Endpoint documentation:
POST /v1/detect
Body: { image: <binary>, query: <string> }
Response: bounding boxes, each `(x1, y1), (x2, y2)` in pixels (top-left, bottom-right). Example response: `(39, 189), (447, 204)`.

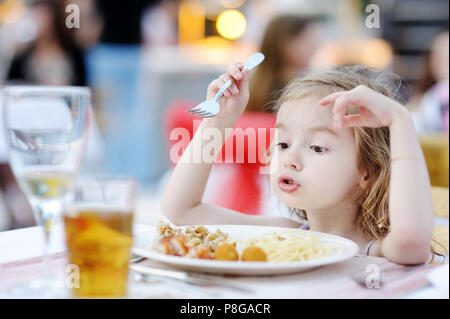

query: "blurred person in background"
(1, 0), (104, 230)
(246, 14), (321, 113)
(71, 0), (103, 51)
(411, 29), (449, 133)
(142, 0), (180, 48)
(87, 0), (160, 188)
(7, 0), (86, 86)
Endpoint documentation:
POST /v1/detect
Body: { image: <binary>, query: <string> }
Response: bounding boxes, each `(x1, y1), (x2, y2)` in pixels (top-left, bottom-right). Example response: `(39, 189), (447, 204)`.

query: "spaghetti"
(238, 230), (334, 262)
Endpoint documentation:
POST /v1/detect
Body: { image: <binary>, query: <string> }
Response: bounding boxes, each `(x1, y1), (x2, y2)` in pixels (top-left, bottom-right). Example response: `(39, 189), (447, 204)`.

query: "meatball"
(215, 243), (239, 261)
(241, 246), (267, 262)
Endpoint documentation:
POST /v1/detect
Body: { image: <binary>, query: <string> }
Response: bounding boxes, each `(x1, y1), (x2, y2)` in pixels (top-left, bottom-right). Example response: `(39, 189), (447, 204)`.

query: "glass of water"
(2, 86), (91, 297)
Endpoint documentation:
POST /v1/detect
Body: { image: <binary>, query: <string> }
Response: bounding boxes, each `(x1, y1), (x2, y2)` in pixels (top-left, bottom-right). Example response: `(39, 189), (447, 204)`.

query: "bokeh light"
(216, 9), (246, 40)
(361, 38), (393, 69)
(0, 0), (26, 24)
(178, 0), (205, 44)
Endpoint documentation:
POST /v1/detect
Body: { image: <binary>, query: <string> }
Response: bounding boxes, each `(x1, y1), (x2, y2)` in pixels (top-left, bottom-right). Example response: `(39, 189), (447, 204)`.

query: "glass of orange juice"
(63, 177), (137, 298)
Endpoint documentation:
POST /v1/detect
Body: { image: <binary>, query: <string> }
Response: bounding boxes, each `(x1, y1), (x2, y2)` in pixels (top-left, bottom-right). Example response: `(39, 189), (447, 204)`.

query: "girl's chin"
(273, 185), (319, 211)
(278, 196), (317, 213)
(278, 197), (306, 211)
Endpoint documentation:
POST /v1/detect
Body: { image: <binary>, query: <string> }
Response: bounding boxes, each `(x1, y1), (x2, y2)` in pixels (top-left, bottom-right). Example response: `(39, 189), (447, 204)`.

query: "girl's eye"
(310, 145), (328, 154)
(277, 143), (289, 150)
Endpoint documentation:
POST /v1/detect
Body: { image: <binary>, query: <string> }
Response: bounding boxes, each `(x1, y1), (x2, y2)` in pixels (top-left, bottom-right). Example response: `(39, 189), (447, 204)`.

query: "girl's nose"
(285, 162), (301, 170)
(284, 155), (302, 171)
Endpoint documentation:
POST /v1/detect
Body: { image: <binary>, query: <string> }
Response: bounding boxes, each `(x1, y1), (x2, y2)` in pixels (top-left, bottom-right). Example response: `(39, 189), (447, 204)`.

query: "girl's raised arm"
(160, 63), (300, 228)
(382, 106), (434, 264)
(320, 85), (434, 264)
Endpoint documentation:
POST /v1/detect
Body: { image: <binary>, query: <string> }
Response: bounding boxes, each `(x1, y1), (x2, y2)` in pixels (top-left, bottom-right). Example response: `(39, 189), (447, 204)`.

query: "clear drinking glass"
(2, 86), (91, 297)
(64, 177), (136, 298)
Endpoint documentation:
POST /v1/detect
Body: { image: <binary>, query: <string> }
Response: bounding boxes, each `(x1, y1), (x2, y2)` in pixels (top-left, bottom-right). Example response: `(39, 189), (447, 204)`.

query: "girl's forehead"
(275, 97), (356, 141)
(276, 97), (334, 128)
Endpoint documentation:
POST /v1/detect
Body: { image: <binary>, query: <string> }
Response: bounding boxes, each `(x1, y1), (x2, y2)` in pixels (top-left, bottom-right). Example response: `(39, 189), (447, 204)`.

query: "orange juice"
(64, 208), (133, 298)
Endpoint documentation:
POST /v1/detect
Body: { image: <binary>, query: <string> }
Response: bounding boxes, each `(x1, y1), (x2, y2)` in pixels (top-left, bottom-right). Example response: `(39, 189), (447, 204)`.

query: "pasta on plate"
(152, 221), (335, 263)
(239, 230), (335, 262)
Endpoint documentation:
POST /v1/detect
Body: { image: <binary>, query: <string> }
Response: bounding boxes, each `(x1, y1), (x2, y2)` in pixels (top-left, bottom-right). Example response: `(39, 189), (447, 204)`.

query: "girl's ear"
(359, 171), (370, 189)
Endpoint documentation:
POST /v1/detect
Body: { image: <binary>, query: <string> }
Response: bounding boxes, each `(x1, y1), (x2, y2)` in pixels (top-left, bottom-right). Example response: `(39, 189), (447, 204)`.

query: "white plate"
(132, 225), (359, 275)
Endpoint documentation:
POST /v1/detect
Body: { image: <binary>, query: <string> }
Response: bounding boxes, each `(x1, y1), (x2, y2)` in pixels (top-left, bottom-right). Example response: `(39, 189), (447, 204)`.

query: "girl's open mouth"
(277, 175), (300, 193)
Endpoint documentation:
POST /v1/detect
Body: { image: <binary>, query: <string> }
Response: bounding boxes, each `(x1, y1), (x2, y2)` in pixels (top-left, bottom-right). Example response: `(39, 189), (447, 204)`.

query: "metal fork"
(187, 52), (265, 118)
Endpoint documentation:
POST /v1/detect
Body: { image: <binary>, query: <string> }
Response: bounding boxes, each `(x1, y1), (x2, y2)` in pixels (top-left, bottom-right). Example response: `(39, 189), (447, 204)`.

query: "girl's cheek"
(268, 152), (284, 172)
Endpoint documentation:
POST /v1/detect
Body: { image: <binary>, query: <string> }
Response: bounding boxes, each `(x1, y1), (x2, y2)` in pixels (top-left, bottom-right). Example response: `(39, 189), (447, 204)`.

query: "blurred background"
(0, 0), (448, 243)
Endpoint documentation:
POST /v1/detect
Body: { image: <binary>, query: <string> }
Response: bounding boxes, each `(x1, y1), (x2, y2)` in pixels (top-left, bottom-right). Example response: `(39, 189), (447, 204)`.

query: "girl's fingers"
(339, 114), (362, 128)
(211, 63), (249, 99)
(227, 63), (248, 94)
(208, 78), (223, 94)
(332, 95), (350, 126)
(230, 83), (239, 95)
(209, 76), (231, 98)
(219, 74), (233, 96)
(331, 91), (368, 126)
(319, 91), (346, 106)
(227, 64), (243, 81)
(237, 68), (250, 93)
(219, 73), (230, 83)
(221, 73), (241, 96)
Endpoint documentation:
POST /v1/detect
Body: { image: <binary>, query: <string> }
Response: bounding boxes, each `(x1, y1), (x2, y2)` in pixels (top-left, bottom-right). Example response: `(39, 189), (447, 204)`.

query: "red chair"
(164, 100), (276, 215)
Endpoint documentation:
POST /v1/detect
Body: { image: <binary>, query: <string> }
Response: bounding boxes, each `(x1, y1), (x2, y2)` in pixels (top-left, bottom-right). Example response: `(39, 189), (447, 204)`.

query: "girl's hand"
(319, 85), (408, 128)
(206, 63), (250, 125)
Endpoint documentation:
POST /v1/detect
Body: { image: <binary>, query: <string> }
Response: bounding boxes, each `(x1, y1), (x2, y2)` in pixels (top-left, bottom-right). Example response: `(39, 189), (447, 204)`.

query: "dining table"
(0, 194), (447, 299)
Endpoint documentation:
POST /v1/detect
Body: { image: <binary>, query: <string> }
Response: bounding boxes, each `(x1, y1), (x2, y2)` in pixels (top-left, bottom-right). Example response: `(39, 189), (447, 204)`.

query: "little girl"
(161, 63), (436, 265)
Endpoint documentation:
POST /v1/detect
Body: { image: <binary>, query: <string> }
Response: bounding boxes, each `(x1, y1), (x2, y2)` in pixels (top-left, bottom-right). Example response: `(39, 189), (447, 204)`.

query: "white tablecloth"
(0, 222), (447, 299)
